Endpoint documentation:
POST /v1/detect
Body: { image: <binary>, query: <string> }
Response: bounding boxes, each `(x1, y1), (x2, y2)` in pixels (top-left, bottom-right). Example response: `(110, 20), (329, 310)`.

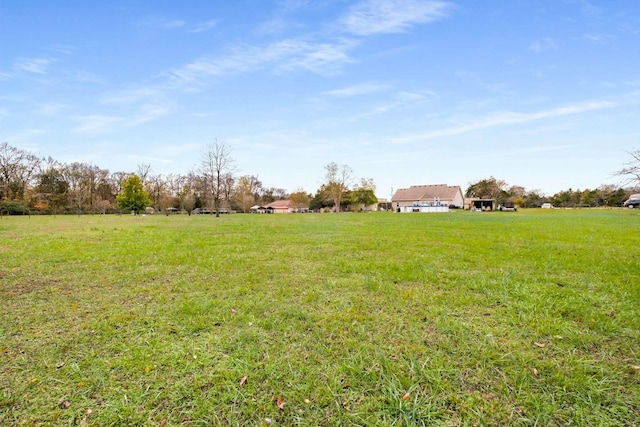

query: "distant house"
(264, 199), (294, 214)
(391, 184), (464, 212)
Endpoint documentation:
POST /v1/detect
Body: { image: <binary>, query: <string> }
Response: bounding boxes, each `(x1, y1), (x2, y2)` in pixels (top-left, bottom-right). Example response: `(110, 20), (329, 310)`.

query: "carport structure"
(469, 199), (496, 211)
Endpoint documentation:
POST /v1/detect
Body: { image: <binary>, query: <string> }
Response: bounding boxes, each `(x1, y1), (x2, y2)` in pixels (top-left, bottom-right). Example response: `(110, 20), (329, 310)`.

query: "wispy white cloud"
(101, 87), (162, 105)
(140, 17), (186, 29)
(47, 44), (74, 55)
(256, 0), (321, 35)
(256, 17), (291, 36)
(130, 104), (170, 125)
(348, 91), (432, 121)
(192, 112), (216, 118)
(325, 82), (389, 96)
(578, 33), (612, 43)
(73, 70), (105, 84)
(166, 38), (358, 85)
(155, 142), (203, 157)
(392, 100), (617, 143)
(532, 64), (557, 79)
(578, 0), (602, 17)
(2, 128), (47, 144)
(530, 37), (558, 53)
(14, 57), (55, 74)
(34, 103), (68, 116)
(396, 90), (433, 102)
(73, 101), (171, 135)
(340, 0), (452, 35)
(618, 23), (640, 36)
(121, 154), (175, 164)
(276, 0), (315, 12)
(187, 20), (218, 33)
(73, 115), (123, 135)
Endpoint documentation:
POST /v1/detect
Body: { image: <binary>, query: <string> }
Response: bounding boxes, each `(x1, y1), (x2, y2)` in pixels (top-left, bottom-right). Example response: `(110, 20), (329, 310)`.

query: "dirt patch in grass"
(1, 272), (64, 296)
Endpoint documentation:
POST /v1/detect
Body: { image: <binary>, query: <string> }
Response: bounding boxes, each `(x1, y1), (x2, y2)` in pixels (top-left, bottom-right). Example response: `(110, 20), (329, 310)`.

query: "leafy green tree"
(322, 162), (352, 213)
(0, 200), (29, 215)
(465, 176), (509, 204)
(289, 189), (311, 212)
(520, 190), (546, 208)
(551, 188), (583, 208)
(310, 185), (332, 211)
(580, 189), (598, 207)
(350, 178), (378, 211)
(598, 185), (628, 207)
(235, 175), (262, 212)
(116, 175), (150, 214)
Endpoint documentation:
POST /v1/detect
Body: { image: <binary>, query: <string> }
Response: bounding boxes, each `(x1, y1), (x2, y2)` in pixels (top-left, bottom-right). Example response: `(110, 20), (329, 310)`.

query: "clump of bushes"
(0, 201), (30, 215)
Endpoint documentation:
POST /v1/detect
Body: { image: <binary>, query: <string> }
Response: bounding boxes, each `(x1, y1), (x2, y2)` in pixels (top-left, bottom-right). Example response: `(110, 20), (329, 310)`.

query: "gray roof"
(392, 184), (462, 202)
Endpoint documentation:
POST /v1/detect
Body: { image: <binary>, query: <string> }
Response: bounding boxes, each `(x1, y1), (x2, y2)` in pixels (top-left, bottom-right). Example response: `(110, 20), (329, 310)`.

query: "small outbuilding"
(465, 198), (496, 211)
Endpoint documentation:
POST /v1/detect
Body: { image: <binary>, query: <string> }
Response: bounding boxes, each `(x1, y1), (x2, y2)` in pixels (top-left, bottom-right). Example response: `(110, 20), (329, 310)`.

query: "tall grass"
(1, 210), (638, 425)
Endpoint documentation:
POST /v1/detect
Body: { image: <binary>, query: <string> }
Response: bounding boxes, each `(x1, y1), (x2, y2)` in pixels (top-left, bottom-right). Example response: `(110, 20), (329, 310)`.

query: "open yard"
(1, 210), (639, 426)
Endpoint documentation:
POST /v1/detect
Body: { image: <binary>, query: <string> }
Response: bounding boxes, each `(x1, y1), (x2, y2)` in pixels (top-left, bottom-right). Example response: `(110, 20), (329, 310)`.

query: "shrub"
(0, 201), (30, 215)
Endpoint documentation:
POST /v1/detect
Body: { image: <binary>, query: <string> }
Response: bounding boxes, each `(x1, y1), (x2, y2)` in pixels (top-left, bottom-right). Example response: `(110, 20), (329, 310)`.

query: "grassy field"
(1, 209), (639, 426)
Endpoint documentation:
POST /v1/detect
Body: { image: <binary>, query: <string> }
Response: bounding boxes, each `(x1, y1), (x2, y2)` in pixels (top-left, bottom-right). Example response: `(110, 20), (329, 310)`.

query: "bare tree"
(62, 162), (95, 214)
(199, 140), (235, 217)
(84, 164), (104, 212)
(109, 172), (128, 194)
(166, 174), (185, 198)
(615, 150), (640, 186)
(0, 142), (42, 201)
(260, 187), (287, 204)
(137, 163), (152, 186)
(95, 198), (112, 215)
(179, 172), (199, 214)
(94, 168), (115, 208)
(146, 173), (167, 211)
(323, 162), (352, 212)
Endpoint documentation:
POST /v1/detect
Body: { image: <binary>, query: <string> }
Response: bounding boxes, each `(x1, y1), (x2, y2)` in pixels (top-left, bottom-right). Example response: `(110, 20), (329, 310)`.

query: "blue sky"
(1, 0), (639, 198)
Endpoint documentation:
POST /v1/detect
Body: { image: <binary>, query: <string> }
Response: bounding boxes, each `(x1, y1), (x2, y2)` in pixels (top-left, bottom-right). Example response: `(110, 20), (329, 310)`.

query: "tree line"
(465, 174), (639, 208)
(0, 141), (378, 215)
(2, 141), (638, 215)
(0, 141), (289, 215)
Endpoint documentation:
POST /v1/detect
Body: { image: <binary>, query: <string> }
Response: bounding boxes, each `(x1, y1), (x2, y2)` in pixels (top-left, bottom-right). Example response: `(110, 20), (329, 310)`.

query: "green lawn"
(1, 210), (639, 426)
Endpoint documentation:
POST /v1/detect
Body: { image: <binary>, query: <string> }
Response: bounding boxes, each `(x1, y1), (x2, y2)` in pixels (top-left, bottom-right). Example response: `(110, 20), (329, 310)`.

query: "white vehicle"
(541, 203), (554, 209)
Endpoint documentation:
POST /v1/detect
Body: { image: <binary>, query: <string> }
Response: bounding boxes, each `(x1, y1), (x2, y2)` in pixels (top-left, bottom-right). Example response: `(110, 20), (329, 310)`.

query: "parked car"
(623, 194), (640, 208)
(498, 202), (517, 212)
(541, 203), (554, 209)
